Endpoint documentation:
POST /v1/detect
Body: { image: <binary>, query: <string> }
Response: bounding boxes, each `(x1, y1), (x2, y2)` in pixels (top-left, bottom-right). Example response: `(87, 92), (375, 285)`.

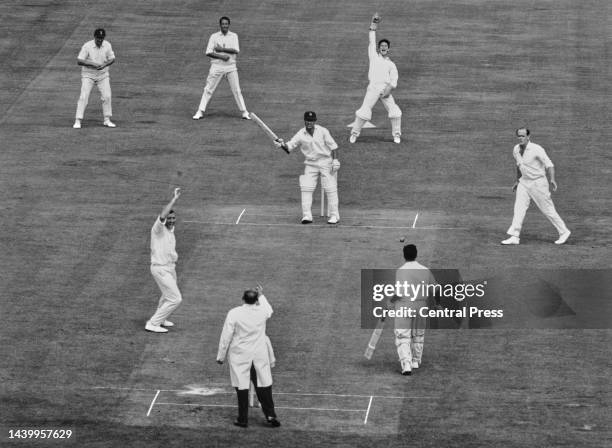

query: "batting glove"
(332, 159), (341, 172)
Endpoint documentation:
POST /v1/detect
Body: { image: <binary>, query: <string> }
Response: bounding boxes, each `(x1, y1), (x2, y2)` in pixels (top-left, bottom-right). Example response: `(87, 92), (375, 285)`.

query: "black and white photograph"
(1, 0), (610, 446)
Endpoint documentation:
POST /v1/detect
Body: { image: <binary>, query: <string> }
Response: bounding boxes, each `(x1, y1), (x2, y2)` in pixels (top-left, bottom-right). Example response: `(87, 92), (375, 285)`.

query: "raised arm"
(255, 284), (273, 317)
(368, 13), (380, 58)
(160, 187), (181, 219)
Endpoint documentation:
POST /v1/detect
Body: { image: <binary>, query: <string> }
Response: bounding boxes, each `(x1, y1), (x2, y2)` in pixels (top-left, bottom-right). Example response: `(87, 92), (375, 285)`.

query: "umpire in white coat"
(217, 285), (280, 428)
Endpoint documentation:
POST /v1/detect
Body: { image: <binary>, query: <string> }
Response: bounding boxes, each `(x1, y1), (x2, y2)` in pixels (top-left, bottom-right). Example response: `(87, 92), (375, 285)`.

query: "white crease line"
(412, 212), (419, 229)
(183, 220), (465, 231)
(91, 386), (433, 399)
(146, 390), (160, 417)
(235, 209), (246, 224)
(364, 396), (373, 425)
(243, 213), (423, 221)
(156, 402), (365, 412)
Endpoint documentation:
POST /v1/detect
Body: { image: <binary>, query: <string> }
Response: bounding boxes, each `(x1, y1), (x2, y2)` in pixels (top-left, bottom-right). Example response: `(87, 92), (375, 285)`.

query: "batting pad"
(347, 120), (377, 128)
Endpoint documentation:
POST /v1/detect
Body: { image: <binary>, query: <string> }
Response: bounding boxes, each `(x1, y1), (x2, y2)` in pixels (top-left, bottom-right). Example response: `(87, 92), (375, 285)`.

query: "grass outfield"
(1, 0), (610, 447)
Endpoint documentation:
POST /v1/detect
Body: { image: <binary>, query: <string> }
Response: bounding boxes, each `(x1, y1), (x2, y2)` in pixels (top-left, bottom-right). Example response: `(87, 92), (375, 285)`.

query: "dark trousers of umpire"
(235, 364), (277, 424)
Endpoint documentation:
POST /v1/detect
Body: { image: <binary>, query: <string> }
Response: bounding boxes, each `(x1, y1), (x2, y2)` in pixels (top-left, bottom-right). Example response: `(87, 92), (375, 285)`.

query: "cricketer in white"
(217, 285), (280, 428)
(275, 111), (341, 225)
(146, 188), (182, 333)
(350, 13), (402, 144)
(391, 244), (436, 376)
(502, 128), (571, 245)
(73, 28), (116, 128)
(193, 16), (250, 120)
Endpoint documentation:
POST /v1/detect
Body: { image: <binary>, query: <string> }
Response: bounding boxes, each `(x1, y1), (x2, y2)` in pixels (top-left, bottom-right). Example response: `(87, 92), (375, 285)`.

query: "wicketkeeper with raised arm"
(275, 111), (341, 224)
(350, 13), (402, 144)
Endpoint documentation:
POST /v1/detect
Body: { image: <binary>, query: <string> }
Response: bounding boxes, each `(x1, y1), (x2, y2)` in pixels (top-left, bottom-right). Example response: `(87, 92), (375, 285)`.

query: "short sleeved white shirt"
(206, 31), (239, 69)
(78, 40), (115, 80)
(513, 142), (554, 182)
(150, 217), (178, 266)
(286, 125), (338, 163)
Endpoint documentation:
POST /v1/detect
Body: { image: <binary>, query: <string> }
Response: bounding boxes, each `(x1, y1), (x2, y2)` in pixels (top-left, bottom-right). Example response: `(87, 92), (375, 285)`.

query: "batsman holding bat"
(392, 244), (436, 375)
(275, 111), (341, 224)
(350, 13), (402, 144)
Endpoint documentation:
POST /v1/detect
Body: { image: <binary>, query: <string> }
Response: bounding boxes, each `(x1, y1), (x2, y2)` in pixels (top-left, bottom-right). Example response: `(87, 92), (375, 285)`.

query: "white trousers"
(394, 309), (426, 370)
(299, 160), (339, 220)
(76, 76), (112, 119)
(149, 265), (182, 326)
(394, 329), (425, 366)
(198, 67), (246, 113)
(507, 179), (569, 237)
(353, 84), (402, 137)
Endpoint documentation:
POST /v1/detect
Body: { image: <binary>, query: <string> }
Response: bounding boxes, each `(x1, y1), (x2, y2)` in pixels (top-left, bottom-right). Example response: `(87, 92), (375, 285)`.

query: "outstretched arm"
(160, 187), (181, 219)
(368, 13), (380, 58)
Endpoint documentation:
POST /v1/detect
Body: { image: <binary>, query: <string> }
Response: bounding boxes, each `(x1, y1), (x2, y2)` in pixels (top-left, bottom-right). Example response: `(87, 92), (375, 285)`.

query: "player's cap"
(94, 28), (106, 39)
(304, 111), (317, 122)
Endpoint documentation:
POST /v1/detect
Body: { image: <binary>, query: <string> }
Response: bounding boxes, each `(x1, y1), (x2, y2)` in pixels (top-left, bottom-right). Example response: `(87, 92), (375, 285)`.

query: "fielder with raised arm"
(216, 285), (280, 428)
(146, 188), (183, 333)
(350, 13), (402, 144)
(275, 111), (341, 225)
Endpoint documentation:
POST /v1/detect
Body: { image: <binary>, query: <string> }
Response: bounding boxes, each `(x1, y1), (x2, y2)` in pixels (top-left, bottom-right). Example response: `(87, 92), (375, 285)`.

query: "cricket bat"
(364, 317), (386, 360)
(250, 112), (279, 143)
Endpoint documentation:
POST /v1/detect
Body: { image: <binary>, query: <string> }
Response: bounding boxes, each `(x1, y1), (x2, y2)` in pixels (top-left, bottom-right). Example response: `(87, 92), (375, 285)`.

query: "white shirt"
(150, 217), (178, 266)
(206, 30), (239, 69)
(368, 31), (398, 89)
(286, 125), (338, 163)
(513, 141), (554, 182)
(78, 40), (115, 79)
(395, 261), (436, 303)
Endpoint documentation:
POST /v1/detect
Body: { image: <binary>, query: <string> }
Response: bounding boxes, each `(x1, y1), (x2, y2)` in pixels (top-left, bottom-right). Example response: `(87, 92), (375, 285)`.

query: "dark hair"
(403, 244), (417, 261)
(168, 209), (175, 215)
(516, 127), (530, 136)
(219, 16), (231, 25)
(378, 38), (390, 48)
(242, 289), (258, 304)
(94, 28), (106, 39)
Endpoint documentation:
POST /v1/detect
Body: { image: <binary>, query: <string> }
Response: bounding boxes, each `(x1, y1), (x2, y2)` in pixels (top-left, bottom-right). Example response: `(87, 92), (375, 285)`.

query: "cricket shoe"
(401, 369), (412, 376)
(501, 236), (520, 245)
(73, 120), (81, 129)
(554, 230), (571, 245)
(327, 216), (339, 225)
(301, 216), (313, 224)
(411, 361), (419, 369)
(349, 134), (357, 144)
(233, 420), (248, 428)
(103, 120), (116, 128)
(393, 135), (401, 144)
(242, 111), (251, 120)
(161, 320), (174, 327)
(265, 416), (281, 427)
(192, 110), (204, 120)
(145, 321), (168, 333)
